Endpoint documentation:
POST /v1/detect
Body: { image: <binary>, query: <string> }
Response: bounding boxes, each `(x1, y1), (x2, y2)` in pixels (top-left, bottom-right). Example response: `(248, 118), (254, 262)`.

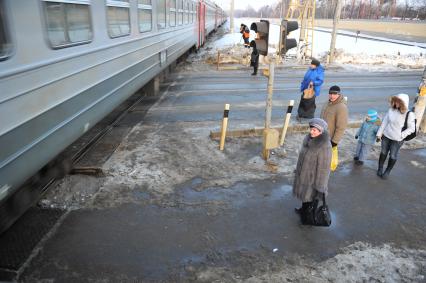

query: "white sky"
(214, 0), (279, 11)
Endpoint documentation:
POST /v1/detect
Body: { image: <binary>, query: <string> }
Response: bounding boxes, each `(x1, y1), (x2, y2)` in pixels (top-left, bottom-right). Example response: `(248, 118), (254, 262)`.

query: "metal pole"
(329, 0), (342, 63)
(265, 62), (275, 130)
(230, 0), (234, 33)
(263, 62), (275, 160)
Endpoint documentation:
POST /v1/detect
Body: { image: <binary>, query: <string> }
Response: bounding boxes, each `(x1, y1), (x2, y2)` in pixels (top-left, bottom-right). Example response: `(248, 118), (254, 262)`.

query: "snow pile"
(200, 17), (426, 71)
(193, 242), (426, 282)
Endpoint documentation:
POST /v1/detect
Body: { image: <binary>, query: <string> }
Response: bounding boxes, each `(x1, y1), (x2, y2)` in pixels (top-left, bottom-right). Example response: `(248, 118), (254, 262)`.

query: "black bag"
(297, 93), (316, 119)
(402, 111), (416, 141)
(314, 194), (332, 227)
(301, 194), (331, 227)
(301, 199), (317, 225)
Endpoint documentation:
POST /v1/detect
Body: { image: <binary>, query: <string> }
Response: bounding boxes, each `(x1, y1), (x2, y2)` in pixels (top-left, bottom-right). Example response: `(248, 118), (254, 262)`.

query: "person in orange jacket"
(240, 24), (250, 48)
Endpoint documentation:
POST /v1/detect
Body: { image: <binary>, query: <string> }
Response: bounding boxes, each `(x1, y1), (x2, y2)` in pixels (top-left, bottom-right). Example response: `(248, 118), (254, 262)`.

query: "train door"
(197, 1), (205, 47)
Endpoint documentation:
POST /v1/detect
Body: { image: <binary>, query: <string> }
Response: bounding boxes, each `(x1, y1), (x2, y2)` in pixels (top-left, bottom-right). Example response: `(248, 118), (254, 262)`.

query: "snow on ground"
(201, 17), (426, 71)
(193, 242), (426, 282)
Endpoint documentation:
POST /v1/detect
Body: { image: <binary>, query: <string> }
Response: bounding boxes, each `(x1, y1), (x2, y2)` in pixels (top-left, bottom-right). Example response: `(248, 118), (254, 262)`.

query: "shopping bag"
(303, 82), (314, 99)
(303, 85), (314, 99)
(330, 146), (338, 171)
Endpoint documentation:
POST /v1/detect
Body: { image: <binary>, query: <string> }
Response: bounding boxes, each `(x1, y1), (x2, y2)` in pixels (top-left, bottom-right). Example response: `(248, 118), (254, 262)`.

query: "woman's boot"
(377, 153), (387, 177)
(381, 158), (396, 179)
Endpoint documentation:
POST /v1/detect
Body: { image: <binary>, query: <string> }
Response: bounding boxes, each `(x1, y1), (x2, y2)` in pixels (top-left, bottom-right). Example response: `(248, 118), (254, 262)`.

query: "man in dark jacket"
(249, 40), (259, 76)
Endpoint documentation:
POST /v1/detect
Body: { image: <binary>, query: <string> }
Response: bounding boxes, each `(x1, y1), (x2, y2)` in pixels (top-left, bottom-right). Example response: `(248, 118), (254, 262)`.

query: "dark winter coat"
(356, 118), (381, 145)
(300, 65), (325, 97)
(293, 131), (332, 203)
(250, 49), (259, 67)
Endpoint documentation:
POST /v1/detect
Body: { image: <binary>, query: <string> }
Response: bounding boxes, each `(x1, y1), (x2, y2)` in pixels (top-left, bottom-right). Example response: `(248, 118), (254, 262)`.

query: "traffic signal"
(250, 20), (269, 56)
(281, 20), (299, 55)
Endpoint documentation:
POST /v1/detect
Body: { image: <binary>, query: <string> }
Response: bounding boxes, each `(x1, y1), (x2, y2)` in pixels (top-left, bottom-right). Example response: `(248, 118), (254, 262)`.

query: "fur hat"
(309, 118), (328, 133)
(390, 93), (409, 113)
(311, 58), (320, 67)
(329, 85), (341, 94)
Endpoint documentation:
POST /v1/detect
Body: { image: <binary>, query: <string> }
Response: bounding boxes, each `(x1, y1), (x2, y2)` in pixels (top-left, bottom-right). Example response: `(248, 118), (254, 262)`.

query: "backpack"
(402, 111), (416, 141)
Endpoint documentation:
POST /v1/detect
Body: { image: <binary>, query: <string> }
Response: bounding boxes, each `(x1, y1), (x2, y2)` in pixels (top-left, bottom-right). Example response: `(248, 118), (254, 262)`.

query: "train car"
(0, 0), (226, 232)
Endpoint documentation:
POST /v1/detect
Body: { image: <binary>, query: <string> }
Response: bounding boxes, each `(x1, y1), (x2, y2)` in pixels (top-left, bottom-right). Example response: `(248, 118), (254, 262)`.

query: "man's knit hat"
(367, 109), (378, 121)
(329, 85), (341, 94)
(309, 118), (328, 133)
(311, 58), (320, 67)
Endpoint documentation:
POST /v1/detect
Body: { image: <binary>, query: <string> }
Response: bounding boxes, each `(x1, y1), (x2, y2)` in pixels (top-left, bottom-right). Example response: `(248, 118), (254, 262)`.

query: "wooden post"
(217, 51), (220, 70)
(280, 100), (294, 146)
(329, 0), (342, 64)
(263, 62), (275, 160)
(219, 104), (230, 150)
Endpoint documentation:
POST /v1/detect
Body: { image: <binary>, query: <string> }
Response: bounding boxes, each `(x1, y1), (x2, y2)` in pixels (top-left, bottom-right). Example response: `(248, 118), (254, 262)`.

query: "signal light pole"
(250, 20), (270, 56)
(280, 20), (299, 56)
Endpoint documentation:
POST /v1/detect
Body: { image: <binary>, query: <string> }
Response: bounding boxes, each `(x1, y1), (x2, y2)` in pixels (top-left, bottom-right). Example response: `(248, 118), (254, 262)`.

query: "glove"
(355, 135), (358, 139)
(331, 141), (338, 147)
(376, 137), (381, 143)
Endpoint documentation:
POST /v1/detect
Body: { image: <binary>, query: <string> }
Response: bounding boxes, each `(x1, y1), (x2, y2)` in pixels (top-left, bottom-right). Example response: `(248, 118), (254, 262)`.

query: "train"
(0, 0), (226, 231)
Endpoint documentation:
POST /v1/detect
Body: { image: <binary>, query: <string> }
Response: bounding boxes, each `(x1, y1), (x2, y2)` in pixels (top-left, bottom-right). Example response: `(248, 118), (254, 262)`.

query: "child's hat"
(367, 109), (378, 120)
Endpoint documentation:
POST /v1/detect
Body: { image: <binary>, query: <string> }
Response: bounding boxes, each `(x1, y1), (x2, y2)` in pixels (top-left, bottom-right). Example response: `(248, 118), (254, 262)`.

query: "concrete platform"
(20, 149), (426, 282)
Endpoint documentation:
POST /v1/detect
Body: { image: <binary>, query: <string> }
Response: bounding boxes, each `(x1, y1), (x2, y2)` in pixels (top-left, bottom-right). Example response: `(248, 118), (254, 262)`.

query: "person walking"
(354, 109), (381, 165)
(297, 58), (325, 119)
(293, 118), (332, 221)
(320, 85), (348, 148)
(376, 93), (416, 179)
(249, 40), (259, 76)
(240, 23), (250, 48)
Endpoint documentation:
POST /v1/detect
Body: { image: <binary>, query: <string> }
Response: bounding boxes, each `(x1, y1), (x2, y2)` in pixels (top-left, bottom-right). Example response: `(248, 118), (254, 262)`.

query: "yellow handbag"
(330, 146), (339, 171)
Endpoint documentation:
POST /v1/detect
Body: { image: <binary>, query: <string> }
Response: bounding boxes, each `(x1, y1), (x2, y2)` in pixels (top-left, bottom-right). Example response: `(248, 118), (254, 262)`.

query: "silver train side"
(0, 1), (226, 206)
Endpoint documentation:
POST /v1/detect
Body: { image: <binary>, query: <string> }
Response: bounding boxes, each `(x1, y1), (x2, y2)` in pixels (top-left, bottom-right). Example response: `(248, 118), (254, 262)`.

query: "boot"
(377, 153), (387, 177)
(381, 158), (397, 179)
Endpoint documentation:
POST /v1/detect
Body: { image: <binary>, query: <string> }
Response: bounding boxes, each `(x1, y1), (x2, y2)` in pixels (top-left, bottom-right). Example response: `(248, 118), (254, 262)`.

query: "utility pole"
(328, 0), (342, 64)
(278, 0), (286, 57)
(230, 0), (234, 33)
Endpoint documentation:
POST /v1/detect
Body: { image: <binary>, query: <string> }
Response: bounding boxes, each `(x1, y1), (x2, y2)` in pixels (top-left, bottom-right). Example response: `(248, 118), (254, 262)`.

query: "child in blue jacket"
(354, 109), (381, 165)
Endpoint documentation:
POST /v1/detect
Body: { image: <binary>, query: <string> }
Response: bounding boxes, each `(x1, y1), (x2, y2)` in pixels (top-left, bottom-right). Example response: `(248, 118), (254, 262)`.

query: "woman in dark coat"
(293, 118), (332, 215)
(297, 58), (325, 119)
(249, 40), (259, 76)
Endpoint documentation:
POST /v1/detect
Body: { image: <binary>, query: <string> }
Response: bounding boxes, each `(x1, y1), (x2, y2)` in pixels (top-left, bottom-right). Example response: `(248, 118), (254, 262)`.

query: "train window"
(169, 0), (176, 27)
(106, 0), (130, 38)
(177, 0), (183, 25)
(184, 1), (188, 25)
(191, 2), (194, 23)
(157, 0), (166, 29)
(138, 0), (152, 32)
(43, 0), (92, 48)
(0, 0), (11, 59)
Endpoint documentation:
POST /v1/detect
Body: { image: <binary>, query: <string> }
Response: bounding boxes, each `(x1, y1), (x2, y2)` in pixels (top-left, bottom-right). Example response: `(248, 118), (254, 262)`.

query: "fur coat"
(293, 131), (332, 202)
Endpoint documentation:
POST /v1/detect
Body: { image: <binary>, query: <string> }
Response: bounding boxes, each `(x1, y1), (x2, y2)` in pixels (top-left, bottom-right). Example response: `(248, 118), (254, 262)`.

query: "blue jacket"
(300, 65), (325, 97)
(356, 119), (381, 145)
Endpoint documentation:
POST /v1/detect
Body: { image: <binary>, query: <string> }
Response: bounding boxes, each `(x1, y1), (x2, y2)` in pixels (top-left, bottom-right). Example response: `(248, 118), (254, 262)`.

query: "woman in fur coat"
(376, 93), (416, 179)
(293, 118), (332, 215)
